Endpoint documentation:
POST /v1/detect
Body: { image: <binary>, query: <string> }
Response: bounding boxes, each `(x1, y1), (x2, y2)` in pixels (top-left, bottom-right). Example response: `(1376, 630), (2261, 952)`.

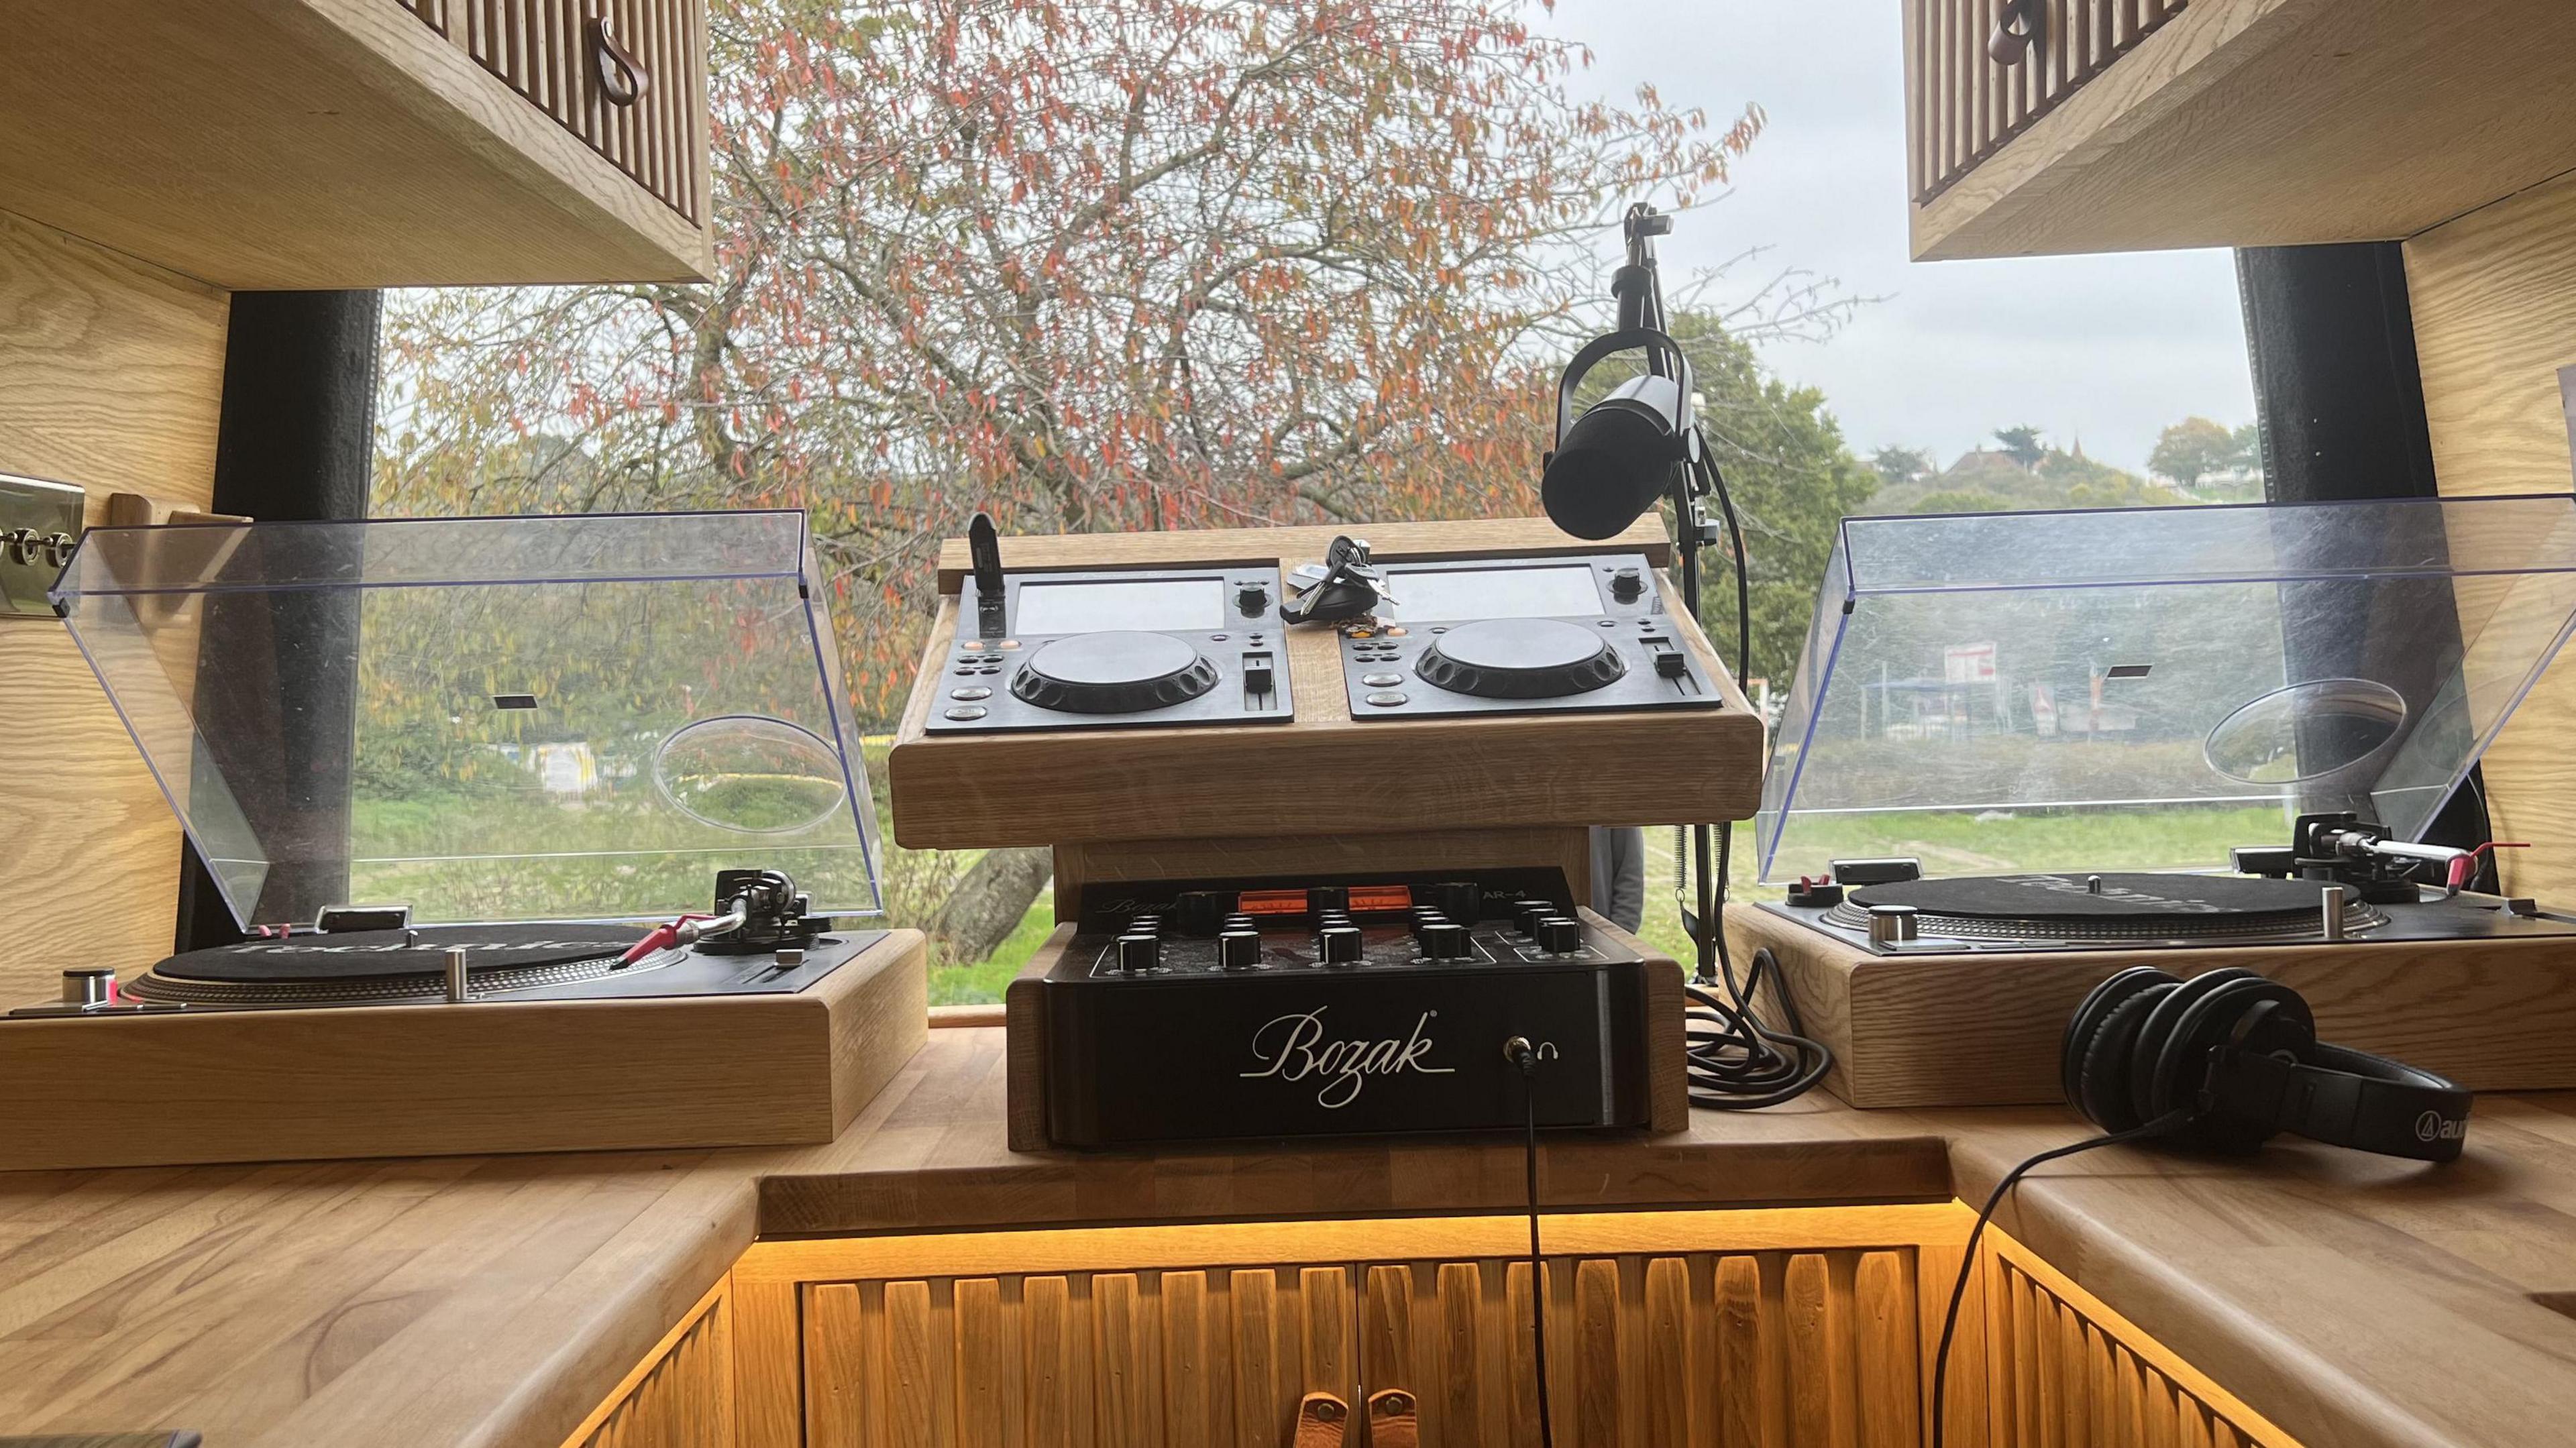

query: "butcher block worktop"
(3, 1027), (2574, 1447)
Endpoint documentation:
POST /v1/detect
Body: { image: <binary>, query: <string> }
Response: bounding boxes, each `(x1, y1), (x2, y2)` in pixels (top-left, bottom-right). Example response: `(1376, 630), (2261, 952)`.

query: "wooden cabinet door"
(802, 1264), (1355, 1447)
(1358, 1249), (1927, 1448)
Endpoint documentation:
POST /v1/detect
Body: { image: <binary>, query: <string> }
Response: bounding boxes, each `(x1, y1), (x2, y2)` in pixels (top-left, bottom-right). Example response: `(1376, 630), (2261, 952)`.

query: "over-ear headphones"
(1937, 966), (2475, 1448)
(2062, 966), (2472, 1161)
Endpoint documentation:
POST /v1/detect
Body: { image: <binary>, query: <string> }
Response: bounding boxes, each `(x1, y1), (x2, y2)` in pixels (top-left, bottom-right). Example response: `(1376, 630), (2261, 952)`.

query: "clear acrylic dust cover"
(1756, 495), (2576, 882)
(51, 510), (885, 929)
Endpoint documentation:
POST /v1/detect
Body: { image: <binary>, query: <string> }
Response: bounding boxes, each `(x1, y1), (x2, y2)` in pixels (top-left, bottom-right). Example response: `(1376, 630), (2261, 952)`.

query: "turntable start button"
(945, 704), (989, 721)
(1364, 691), (1408, 708)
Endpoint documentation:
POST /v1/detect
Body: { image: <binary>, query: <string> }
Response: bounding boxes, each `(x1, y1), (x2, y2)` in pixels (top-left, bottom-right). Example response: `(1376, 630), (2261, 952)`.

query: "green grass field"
(343, 718), (2296, 1004)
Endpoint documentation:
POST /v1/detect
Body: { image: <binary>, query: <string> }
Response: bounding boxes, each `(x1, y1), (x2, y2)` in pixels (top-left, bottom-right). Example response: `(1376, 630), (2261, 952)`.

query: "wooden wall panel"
(802, 1264), (1354, 1447)
(1358, 1248), (1924, 1447)
(2408, 172), (2576, 904)
(0, 211), (225, 1006)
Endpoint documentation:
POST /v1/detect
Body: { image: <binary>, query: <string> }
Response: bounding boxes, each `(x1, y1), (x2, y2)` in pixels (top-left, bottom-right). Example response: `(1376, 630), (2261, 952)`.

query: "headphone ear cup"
(2076, 986), (2169, 1133)
(2061, 967), (2178, 1131)
(2137, 969), (2310, 1152)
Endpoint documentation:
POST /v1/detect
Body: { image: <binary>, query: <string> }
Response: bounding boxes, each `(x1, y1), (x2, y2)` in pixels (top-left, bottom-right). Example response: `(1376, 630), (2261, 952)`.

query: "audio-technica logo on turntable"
(1238, 1007), (1456, 1108)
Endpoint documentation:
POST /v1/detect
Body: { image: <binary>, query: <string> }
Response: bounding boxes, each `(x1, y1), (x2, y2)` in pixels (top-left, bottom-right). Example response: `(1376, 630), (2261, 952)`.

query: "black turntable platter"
(1415, 618), (1627, 699)
(1835, 872), (2387, 942)
(1011, 630), (1220, 714)
(128, 924), (654, 1005)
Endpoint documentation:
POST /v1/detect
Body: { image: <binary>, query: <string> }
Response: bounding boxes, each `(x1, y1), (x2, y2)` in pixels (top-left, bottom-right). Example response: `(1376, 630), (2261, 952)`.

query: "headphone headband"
(2202, 1043), (2471, 1162)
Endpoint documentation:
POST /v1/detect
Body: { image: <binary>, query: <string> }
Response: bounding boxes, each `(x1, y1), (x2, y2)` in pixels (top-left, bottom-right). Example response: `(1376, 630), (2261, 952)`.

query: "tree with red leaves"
(375, 0), (1772, 968)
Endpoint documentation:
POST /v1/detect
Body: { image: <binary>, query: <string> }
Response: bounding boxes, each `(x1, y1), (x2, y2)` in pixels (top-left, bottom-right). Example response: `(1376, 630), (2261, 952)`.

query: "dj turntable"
(1, 512), (928, 1170)
(17, 870), (877, 1017)
(1336, 551), (1720, 718)
(1730, 496), (2576, 1107)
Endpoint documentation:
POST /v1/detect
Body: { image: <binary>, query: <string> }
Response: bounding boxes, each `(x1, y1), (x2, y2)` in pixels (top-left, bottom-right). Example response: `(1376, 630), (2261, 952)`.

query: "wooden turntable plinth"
(1729, 903), (2576, 1107)
(0, 929), (928, 1170)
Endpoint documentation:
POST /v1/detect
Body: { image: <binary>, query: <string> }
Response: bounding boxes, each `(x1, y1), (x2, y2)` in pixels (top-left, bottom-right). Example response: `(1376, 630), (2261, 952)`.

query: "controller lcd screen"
(1014, 577), (1224, 634)
(1386, 565), (1606, 622)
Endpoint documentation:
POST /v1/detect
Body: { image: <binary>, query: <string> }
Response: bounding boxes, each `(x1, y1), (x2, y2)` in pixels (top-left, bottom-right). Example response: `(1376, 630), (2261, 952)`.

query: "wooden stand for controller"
(1729, 902), (2576, 1107)
(0, 930), (928, 1170)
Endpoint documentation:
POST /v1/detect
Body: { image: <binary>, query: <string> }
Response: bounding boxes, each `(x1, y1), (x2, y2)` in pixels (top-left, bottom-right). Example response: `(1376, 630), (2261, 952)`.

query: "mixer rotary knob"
(1116, 933), (1161, 972)
(1537, 917), (1581, 955)
(1218, 930), (1263, 970)
(1513, 899), (1556, 936)
(1419, 922), (1470, 960)
(1318, 925), (1364, 964)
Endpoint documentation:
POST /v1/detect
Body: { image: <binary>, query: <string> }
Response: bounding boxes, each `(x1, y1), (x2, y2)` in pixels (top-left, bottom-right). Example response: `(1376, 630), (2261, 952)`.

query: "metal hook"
(1989, 0), (2043, 66)
(589, 16), (649, 108)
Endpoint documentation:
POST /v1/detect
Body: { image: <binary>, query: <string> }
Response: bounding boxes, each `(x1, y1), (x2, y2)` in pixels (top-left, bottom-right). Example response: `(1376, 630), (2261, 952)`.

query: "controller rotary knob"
(1010, 631), (1218, 714)
(1538, 917), (1581, 954)
(1318, 925), (1364, 964)
(1413, 618), (1626, 700)
(1609, 566), (1644, 602)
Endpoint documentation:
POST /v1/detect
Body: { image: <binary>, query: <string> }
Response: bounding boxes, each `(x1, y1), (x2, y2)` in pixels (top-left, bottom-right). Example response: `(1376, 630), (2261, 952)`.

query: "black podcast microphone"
(1541, 327), (1694, 541)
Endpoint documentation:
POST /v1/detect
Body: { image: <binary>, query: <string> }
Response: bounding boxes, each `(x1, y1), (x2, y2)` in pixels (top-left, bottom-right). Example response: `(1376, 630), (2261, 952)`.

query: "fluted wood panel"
(803, 1265), (1354, 1447)
(1359, 1249), (1925, 1447)
(1910, 0), (2186, 202)
(1984, 1255), (2284, 1448)
(396, 0), (451, 34)
(441, 0), (705, 221)
(570, 1287), (734, 1448)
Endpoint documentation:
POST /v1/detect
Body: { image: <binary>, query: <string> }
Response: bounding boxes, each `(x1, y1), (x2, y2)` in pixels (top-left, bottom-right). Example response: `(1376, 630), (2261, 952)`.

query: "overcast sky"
(1544, 0), (2258, 477)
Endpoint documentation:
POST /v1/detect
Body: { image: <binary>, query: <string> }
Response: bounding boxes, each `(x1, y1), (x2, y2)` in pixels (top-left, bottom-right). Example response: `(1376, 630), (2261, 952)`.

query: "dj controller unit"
(1007, 867), (1684, 1148)
(887, 518), (1765, 850)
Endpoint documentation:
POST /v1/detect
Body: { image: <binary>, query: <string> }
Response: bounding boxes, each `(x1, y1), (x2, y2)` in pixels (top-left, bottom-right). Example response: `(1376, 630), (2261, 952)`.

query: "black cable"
(1683, 946), (1833, 1109)
(1677, 450), (1830, 1109)
(1509, 1039), (1558, 1448)
(1927, 1109), (2194, 1448)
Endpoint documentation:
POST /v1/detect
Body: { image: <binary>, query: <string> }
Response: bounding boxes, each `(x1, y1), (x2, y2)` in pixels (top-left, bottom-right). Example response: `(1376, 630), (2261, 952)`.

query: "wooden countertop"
(2, 1028), (2571, 1447)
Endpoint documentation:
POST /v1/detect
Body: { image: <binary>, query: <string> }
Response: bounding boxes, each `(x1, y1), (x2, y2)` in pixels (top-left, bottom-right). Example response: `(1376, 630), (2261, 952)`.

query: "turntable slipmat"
(1837, 873), (2385, 941)
(128, 924), (655, 1005)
